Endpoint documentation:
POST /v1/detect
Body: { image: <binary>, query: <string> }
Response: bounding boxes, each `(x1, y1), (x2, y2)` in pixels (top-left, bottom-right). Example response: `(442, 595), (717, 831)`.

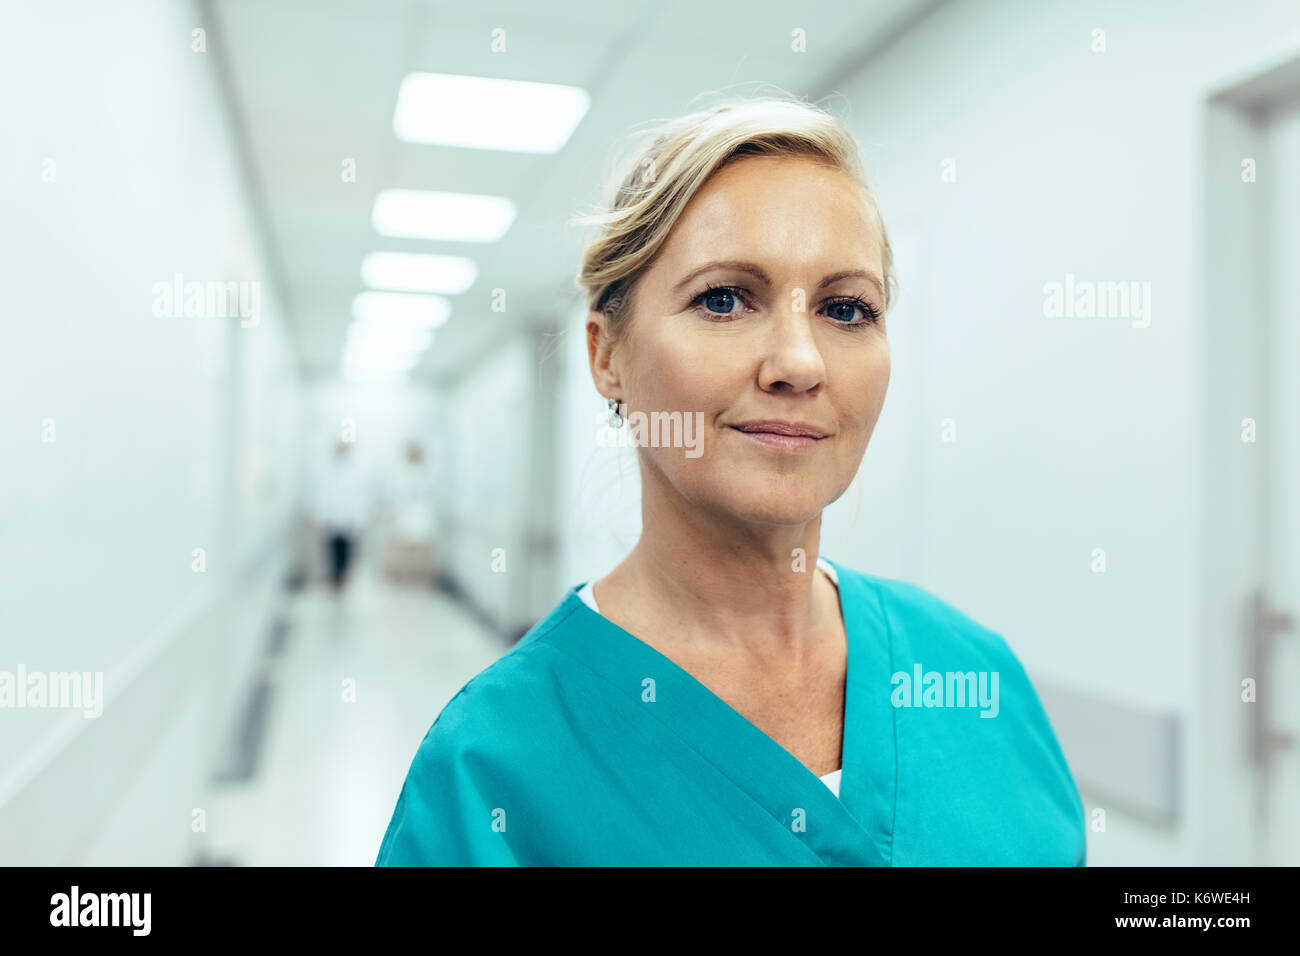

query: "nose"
(757, 305), (826, 394)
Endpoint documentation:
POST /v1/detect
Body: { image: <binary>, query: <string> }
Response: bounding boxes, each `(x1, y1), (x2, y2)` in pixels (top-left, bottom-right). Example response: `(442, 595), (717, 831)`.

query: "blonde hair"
(570, 94), (896, 349)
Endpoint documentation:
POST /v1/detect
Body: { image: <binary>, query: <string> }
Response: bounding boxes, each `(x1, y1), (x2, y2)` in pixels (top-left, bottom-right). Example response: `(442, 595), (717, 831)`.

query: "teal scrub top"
(376, 558), (1087, 866)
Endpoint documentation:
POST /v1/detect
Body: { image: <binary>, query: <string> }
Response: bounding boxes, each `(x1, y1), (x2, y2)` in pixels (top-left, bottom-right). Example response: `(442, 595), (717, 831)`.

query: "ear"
(587, 309), (622, 400)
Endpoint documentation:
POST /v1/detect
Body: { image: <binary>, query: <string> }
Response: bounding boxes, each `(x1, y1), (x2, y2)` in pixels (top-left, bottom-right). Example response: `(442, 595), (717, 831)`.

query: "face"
(590, 153), (891, 526)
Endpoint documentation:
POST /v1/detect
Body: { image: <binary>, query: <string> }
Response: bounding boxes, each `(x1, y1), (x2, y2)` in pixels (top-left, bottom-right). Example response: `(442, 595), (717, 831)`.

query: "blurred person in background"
(384, 442), (438, 586)
(309, 440), (371, 595)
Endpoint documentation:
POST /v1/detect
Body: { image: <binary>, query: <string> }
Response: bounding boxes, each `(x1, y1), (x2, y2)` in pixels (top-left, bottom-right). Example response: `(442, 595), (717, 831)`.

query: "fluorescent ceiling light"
(342, 331), (432, 361)
(371, 189), (516, 243)
(361, 252), (477, 295)
(346, 323), (434, 352)
(393, 72), (590, 153)
(352, 290), (451, 329)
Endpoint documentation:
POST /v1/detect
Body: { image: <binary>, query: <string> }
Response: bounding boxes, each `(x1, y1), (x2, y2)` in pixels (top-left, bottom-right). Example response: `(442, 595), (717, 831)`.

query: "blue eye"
(697, 286), (743, 316)
(826, 301), (858, 323)
(824, 296), (882, 325)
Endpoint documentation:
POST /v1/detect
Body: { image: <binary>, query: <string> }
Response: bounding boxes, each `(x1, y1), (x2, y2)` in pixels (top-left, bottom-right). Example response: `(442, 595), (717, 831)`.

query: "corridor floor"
(202, 568), (508, 866)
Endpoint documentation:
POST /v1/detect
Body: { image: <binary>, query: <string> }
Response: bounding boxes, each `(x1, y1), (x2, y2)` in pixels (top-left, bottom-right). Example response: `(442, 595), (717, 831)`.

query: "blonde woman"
(377, 95), (1086, 866)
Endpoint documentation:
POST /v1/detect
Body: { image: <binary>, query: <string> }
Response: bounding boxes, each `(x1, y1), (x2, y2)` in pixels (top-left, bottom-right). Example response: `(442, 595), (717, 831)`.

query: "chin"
(719, 491), (828, 527)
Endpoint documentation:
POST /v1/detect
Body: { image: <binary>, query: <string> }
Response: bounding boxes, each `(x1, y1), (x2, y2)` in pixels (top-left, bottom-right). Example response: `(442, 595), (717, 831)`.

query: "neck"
(613, 457), (835, 655)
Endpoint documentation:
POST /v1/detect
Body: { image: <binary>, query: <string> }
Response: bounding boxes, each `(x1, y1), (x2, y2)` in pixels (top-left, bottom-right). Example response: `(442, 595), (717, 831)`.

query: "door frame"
(1202, 54), (1300, 866)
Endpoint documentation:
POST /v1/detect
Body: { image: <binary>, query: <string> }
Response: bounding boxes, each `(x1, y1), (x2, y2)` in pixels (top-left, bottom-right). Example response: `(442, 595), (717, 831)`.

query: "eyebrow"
(673, 259), (884, 297)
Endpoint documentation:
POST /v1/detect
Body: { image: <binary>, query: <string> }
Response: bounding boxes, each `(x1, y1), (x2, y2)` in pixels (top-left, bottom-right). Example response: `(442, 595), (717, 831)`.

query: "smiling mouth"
(728, 422), (829, 452)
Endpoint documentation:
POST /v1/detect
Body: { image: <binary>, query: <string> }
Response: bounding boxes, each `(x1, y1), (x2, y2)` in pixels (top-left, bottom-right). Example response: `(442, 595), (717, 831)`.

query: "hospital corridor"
(197, 563), (506, 867)
(3, 0), (1300, 880)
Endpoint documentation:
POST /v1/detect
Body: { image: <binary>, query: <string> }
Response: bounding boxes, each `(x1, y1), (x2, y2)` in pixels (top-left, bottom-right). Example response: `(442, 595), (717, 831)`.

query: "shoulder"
(433, 617), (571, 734)
(377, 598), (593, 865)
(404, 593), (589, 762)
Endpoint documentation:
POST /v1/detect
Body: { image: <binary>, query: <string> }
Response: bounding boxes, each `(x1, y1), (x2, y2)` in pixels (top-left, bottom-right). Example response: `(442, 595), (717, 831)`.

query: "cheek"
(837, 343), (890, 426)
(629, 326), (737, 411)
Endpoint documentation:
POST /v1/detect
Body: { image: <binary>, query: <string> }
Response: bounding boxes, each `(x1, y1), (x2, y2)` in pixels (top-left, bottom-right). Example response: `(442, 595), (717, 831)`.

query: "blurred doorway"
(1206, 56), (1300, 866)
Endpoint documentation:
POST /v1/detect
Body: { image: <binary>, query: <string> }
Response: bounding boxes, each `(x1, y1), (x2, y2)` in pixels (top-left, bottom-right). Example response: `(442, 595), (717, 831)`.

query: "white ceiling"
(208, 0), (939, 383)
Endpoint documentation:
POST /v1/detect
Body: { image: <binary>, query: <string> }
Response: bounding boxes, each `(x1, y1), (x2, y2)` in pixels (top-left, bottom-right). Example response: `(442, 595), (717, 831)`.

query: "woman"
(376, 95), (1087, 866)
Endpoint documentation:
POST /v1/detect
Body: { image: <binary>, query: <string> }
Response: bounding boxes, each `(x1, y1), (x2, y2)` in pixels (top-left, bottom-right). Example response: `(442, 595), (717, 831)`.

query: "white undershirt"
(576, 557), (843, 798)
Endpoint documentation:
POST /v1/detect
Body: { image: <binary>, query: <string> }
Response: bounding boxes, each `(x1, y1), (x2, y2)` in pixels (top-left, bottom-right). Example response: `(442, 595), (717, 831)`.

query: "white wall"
(440, 335), (535, 627)
(438, 319), (623, 631)
(555, 307), (645, 592)
(0, 0), (305, 863)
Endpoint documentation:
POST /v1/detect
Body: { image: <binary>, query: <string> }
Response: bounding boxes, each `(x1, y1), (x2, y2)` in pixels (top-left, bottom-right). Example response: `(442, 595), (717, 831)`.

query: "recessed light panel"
(361, 252), (477, 295)
(393, 73), (590, 153)
(371, 189), (516, 243)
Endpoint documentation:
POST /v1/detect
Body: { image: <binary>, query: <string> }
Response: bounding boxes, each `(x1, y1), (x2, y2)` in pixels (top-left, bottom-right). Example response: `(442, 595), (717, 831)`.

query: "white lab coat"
(310, 454), (371, 533)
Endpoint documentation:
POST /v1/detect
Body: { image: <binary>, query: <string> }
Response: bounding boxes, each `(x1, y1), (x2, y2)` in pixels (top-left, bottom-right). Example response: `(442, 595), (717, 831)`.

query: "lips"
(729, 420), (829, 439)
(728, 420), (829, 453)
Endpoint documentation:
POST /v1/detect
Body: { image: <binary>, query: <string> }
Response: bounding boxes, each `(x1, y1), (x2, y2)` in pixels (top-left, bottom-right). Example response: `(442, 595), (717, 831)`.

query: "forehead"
(658, 154), (883, 272)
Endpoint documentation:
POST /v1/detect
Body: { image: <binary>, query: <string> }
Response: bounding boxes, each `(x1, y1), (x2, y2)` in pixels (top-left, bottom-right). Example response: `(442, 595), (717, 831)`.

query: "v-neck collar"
(537, 556), (896, 866)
